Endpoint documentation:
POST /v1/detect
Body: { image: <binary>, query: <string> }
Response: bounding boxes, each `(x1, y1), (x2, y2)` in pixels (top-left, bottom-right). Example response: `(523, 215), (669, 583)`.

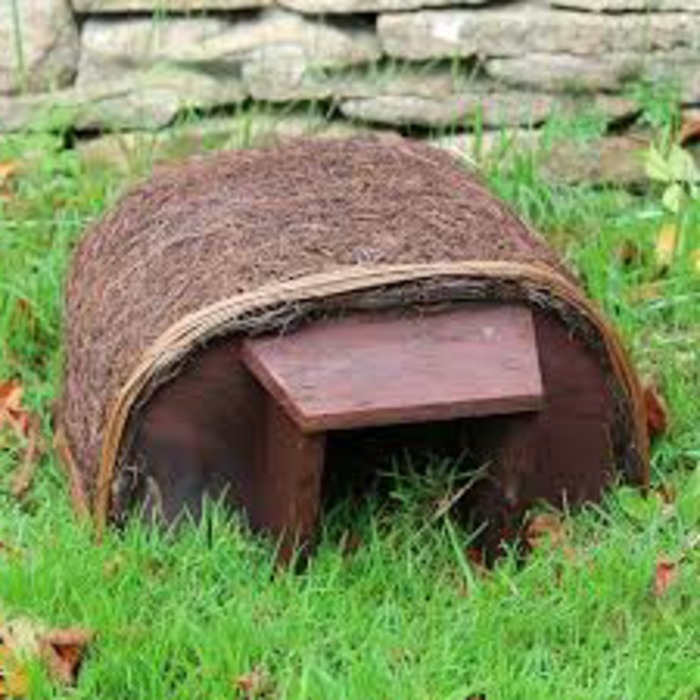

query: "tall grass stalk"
(9, 0), (26, 93)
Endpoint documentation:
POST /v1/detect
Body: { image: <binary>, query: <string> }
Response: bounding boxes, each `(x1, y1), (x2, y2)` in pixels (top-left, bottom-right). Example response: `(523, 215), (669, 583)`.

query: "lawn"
(0, 108), (699, 699)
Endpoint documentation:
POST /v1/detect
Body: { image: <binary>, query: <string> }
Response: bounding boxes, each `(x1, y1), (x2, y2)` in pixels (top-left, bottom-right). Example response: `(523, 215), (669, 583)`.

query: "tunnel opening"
(318, 418), (501, 554)
(123, 301), (623, 563)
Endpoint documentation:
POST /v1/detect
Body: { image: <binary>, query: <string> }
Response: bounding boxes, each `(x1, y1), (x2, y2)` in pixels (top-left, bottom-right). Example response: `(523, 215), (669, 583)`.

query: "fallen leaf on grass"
(679, 117), (700, 146)
(39, 629), (93, 686)
(653, 558), (679, 598)
(0, 162), (18, 187)
(0, 162), (18, 205)
(235, 665), (274, 699)
(0, 380), (45, 500)
(656, 480), (676, 506)
(0, 648), (30, 698)
(616, 239), (642, 267)
(652, 223), (700, 276)
(0, 382), (28, 438)
(525, 513), (568, 550)
(0, 617), (93, 693)
(643, 383), (669, 439)
(524, 513), (578, 571)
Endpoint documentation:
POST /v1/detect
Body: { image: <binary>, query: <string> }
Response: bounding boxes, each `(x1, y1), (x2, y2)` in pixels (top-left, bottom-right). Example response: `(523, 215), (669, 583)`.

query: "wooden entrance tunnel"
(241, 305), (541, 553)
(129, 301), (619, 557)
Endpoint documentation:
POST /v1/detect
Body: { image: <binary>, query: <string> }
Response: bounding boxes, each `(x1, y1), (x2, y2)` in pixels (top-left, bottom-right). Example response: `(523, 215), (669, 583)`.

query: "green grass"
(0, 114), (699, 699)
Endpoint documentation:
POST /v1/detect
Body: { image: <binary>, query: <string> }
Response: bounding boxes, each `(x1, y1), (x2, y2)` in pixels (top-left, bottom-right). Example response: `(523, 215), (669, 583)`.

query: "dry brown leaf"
(643, 383), (670, 440)
(0, 618), (93, 691)
(525, 513), (568, 551)
(39, 629), (93, 686)
(0, 162), (18, 188)
(235, 665), (274, 698)
(0, 380), (45, 500)
(679, 118), (700, 146)
(0, 382), (26, 438)
(0, 162), (18, 205)
(0, 646), (30, 698)
(655, 223), (677, 269)
(616, 239), (641, 267)
(656, 481), (677, 505)
(653, 558), (679, 598)
(1, 621), (35, 699)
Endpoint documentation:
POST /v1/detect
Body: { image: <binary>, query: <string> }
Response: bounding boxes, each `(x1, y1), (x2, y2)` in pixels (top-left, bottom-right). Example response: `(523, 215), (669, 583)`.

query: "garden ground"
(0, 99), (699, 699)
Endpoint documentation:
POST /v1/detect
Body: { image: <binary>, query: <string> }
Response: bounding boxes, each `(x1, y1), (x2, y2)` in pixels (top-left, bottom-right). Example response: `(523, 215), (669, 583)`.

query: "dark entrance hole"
(323, 419), (469, 510)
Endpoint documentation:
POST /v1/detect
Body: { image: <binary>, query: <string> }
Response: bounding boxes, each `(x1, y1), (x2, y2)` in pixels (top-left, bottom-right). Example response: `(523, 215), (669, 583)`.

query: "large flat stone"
(539, 135), (649, 187)
(378, 7), (700, 61)
(78, 10), (380, 88)
(243, 56), (456, 102)
(73, 0), (270, 10)
(549, 0), (700, 10)
(646, 60), (700, 103)
(278, 0), (489, 13)
(486, 50), (700, 94)
(0, 0), (79, 95)
(78, 16), (231, 85)
(435, 129), (649, 187)
(0, 68), (245, 132)
(487, 54), (641, 92)
(340, 90), (637, 128)
(340, 92), (560, 128)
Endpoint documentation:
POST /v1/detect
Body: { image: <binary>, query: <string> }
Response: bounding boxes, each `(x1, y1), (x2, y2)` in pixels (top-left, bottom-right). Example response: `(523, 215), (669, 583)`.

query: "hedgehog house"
(59, 136), (649, 555)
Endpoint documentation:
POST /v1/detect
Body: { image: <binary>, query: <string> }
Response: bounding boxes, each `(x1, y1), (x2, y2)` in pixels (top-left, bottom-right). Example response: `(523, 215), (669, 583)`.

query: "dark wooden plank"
(128, 339), (327, 562)
(127, 340), (268, 525)
(466, 310), (616, 556)
(242, 305), (544, 433)
(258, 397), (326, 562)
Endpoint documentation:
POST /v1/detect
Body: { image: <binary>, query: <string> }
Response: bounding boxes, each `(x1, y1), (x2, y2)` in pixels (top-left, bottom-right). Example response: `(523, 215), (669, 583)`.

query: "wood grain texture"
(466, 309), (617, 554)
(258, 398), (326, 562)
(242, 305), (544, 433)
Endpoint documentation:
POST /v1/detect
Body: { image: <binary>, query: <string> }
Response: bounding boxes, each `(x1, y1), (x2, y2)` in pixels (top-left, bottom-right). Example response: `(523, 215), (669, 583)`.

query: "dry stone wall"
(0, 0), (699, 133)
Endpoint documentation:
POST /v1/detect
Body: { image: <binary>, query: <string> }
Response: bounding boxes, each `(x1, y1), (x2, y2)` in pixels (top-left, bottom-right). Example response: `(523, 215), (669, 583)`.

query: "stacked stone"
(0, 0), (699, 133)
